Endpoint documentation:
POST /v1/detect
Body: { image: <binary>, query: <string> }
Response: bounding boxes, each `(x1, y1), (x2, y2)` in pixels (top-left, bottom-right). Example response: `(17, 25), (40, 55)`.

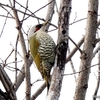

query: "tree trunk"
(46, 0), (72, 100)
(74, 0), (98, 100)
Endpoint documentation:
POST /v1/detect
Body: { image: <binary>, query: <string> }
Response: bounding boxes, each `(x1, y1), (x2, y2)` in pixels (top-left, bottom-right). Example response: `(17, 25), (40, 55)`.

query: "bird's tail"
(44, 75), (51, 94)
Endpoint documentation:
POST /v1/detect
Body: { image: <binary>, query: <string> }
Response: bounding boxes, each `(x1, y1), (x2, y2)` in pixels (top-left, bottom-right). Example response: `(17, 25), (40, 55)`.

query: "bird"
(28, 21), (56, 92)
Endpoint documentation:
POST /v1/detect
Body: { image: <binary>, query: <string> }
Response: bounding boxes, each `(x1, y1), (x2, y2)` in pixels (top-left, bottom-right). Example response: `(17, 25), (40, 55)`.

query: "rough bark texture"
(74, 0), (98, 100)
(0, 65), (16, 100)
(46, 0), (72, 100)
(0, 89), (12, 100)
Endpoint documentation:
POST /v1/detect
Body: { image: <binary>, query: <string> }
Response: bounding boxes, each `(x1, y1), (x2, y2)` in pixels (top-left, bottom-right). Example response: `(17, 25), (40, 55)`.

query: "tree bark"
(74, 0), (98, 100)
(12, 0), (31, 99)
(0, 65), (17, 100)
(45, 0), (55, 30)
(46, 0), (72, 100)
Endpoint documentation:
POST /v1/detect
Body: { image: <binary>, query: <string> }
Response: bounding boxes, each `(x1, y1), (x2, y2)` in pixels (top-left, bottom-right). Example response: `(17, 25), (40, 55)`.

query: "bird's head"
(34, 24), (43, 32)
(28, 21), (48, 40)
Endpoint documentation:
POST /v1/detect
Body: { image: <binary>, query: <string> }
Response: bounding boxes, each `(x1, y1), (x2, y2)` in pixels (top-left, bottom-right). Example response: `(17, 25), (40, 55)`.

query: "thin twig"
(5, 65), (23, 73)
(68, 46), (77, 82)
(64, 63), (100, 76)
(66, 36), (84, 63)
(72, 12), (77, 23)
(24, 0), (54, 22)
(67, 34), (83, 54)
(0, 14), (14, 19)
(21, 0), (29, 25)
(0, 2), (58, 29)
(31, 79), (43, 86)
(70, 17), (87, 25)
(15, 1), (37, 22)
(0, 5), (14, 18)
(4, 49), (14, 64)
(0, 13), (9, 37)
(15, 34), (19, 90)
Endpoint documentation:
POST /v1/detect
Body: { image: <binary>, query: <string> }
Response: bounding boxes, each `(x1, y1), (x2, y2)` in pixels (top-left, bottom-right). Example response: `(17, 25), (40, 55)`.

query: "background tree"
(0, 0), (100, 100)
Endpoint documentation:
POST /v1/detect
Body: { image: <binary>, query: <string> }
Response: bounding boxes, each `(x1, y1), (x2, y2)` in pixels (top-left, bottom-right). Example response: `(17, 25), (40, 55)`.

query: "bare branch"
(4, 49), (14, 64)
(70, 17), (87, 25)
(66, 36), (84, 63)
(8, 0), (12, 6)
(0, 13), (9, 37)
(93, 31), (100, 100)
(14, 56), (33, 92)
(34, 0), (54, 14)
(64, 63), (100, 76)
(0, 2), (58, 29)
(31, 82), (46, 100)
(12, 0), (31, 99)
(0, 5), (14, 18)
(0, 14), (14, 19)
(74, 0), (98, 100)
(68, 47), (77, 82)
(15, 34), (19, 89)
(0, 64), (17, 99)
(21, 0), (29, 24)
(66, 34), (83, 53)
(45, 0), (55, 30)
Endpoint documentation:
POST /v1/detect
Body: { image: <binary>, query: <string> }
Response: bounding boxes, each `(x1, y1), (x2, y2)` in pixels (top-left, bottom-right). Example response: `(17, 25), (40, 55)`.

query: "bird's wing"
(29, 34), (41, 72)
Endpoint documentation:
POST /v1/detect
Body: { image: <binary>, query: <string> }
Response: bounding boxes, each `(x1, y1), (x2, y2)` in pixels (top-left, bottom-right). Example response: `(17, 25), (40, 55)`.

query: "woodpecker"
(28, 22), (56, 92)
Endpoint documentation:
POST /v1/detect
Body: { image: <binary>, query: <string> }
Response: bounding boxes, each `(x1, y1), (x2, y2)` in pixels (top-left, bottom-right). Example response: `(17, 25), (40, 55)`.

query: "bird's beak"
(43, 21), (48, 26)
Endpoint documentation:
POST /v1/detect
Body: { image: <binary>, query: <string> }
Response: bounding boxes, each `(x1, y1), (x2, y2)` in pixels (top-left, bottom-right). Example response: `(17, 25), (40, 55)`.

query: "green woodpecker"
(28, 22), (56, 92)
